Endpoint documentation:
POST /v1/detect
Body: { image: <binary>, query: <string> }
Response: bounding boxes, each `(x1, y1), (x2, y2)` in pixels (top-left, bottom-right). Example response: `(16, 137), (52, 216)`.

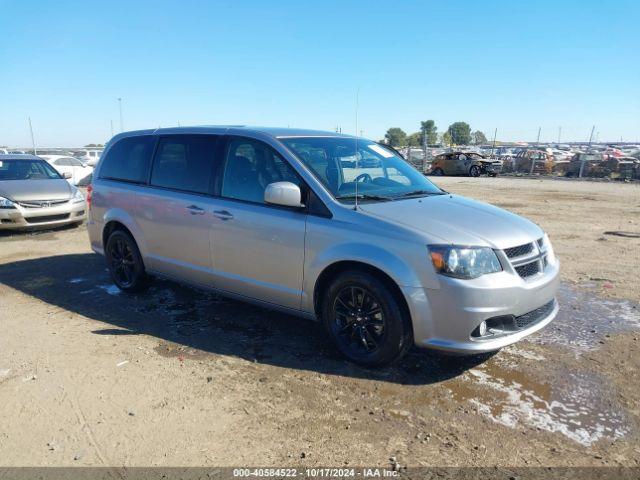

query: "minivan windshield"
(0, 159), (62, 181)
(280, 137), (443, 202)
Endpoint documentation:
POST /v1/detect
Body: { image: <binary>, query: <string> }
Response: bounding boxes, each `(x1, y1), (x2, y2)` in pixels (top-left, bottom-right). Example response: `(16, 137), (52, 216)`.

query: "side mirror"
(63, 172), (72, 179)
(264, 182), (304, 208)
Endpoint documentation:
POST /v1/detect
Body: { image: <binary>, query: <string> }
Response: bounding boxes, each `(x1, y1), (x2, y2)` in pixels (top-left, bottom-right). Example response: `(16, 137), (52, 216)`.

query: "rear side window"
(100, 136), (154, 183)
(150, 135), (218, 194)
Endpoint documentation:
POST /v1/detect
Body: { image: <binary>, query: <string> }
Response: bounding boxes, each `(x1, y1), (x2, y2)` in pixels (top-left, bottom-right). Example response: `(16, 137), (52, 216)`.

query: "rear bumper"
(402, 259), (561, 354)
(0, 201), (86, 230)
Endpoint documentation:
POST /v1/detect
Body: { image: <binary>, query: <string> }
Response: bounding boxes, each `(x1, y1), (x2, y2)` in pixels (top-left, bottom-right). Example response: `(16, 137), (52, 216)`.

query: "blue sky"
(1, 0), (639, 146)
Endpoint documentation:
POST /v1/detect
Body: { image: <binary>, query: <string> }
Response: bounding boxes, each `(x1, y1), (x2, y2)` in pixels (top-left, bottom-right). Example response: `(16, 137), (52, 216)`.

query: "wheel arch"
(101, 209), (149, 266)
(312, 260), (412, 332)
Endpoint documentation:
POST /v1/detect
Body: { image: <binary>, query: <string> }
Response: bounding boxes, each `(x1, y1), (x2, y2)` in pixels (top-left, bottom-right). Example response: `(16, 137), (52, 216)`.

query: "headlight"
(428, 245), (502, 279)
(0, 196), (16, 209)
(72, 189), (85, 203)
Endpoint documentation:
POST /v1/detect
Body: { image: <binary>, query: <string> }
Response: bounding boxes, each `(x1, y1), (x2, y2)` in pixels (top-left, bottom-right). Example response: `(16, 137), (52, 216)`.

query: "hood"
(0, 179), (73, 202)
(358, 194), (543, 249)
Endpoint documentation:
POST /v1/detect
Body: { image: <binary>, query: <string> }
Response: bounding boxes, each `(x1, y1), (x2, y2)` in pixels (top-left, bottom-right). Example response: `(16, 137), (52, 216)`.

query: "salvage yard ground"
(0, 177), (639, 467)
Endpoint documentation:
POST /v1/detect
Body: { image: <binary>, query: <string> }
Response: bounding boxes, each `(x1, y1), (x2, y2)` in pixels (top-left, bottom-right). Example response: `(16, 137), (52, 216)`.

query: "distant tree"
(447, 122), (472, 145)
(406, 132), (421, 147)
(384, 128), (407, 147)
(84, 143), (104, 148)
(472, 130), (488, 145)
(441, 131), (453, 146)
(420, 120), (438, 145)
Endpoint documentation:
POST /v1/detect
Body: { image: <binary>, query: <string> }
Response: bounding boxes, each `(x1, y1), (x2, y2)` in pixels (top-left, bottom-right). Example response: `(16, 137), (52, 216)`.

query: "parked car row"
(39, 155), (94, 186)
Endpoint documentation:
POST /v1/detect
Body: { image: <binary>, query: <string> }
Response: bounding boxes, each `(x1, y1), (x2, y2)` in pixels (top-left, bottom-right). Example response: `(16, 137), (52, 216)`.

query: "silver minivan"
(87, 127), (560, 366)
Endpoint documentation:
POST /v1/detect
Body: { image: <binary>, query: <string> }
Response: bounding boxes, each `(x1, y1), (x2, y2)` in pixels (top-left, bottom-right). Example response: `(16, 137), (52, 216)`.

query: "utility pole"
(491, 128), (497, 156)
(536, 126), (541, 145)
(117, 98), (124, 132)
(28, 117), (37, 155)
(422, 125), (428, 174)
(580, 125), (596, 178)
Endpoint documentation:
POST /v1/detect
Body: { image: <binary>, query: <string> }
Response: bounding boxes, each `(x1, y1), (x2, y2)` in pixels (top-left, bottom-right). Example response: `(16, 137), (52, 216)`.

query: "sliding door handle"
(213, 210), (234, 220)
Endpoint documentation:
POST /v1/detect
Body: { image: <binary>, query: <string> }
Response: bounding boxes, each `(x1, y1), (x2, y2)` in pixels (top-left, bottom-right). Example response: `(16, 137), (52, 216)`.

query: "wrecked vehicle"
(505, 149), (554, 174)
(591, 156), (639, 180)
(87, 127), (560, 367)
(563, 153), (604, 178)
(430, 152), (501, 177)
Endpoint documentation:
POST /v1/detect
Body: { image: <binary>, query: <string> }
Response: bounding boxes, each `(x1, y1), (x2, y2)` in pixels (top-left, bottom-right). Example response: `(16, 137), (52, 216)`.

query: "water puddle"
(97, 284), (121, 296)
(533, 284), (640, 352)
(447, 360), (629, 446)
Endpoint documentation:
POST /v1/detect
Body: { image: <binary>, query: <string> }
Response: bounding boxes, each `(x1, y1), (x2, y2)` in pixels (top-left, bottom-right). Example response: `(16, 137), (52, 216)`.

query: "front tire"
(432, 168), (444, 176)
(105, 230), (149, 293)
(469, 165), (481, 177)
(321, 270), (413, 367)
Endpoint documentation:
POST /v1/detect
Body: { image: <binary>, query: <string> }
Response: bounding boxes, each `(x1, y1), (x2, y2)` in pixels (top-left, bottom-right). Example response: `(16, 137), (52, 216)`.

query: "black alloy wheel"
(332, 285), (386, 355)
(322, 270), (412, 367)
(105, 230), (148, 292)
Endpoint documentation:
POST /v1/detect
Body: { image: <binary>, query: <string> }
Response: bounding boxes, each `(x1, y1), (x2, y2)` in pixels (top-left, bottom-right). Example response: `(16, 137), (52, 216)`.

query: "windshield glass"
(0, 159), (63, 181)
(281, 137), (443, 202)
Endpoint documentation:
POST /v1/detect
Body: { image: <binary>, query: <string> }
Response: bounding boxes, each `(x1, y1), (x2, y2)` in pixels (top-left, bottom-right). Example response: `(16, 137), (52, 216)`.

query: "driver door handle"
(213, 210), (234, 220)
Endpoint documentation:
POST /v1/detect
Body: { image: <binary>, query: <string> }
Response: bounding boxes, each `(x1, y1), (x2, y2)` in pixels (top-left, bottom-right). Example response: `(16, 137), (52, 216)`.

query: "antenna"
(354, 87), (360, 211)
(28, 117), (37, 155)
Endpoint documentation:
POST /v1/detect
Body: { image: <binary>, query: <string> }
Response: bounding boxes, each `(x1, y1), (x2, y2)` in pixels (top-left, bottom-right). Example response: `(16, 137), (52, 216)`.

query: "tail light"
(86, 184), (93, 209)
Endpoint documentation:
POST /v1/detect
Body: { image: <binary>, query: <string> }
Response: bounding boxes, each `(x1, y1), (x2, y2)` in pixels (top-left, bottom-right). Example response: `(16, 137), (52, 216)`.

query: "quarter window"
(221, 138), (300, 204)
(150, 135), (218, 194)
(100, 136), (154, 183)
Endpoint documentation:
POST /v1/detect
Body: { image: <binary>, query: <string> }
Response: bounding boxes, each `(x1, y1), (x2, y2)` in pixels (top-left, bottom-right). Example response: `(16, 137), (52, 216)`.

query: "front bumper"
(0, 200), (87, 230)
(402, 259), (560, 354)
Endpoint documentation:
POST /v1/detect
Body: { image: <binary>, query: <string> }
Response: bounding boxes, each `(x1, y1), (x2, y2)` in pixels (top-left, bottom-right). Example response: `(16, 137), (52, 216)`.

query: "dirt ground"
(0, 177), (639, 468)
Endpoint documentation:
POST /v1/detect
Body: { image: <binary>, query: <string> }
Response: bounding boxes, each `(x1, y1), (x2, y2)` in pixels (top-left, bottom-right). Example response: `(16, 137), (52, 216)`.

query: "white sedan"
(39, 155), (93, 186)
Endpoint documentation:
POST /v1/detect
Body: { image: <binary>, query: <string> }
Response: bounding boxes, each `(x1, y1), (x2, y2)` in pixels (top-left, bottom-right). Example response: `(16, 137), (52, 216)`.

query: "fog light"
(478, 321), (487, 336)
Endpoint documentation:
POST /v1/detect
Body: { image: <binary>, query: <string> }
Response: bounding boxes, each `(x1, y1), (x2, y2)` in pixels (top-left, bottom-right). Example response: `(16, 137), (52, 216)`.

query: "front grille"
(515, 300), (555, 329)
(25, 214), (70, 224)
(515, 261), (541, 278)
(503, 237), (547, 280)
(18, 199), (69, 208)
(504, 242), (534, 258)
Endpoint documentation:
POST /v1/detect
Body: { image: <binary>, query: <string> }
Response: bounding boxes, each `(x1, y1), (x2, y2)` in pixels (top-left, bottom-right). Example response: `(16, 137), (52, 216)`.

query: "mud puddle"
(446, 357), (630, 446)
(442, 284), (638, 446)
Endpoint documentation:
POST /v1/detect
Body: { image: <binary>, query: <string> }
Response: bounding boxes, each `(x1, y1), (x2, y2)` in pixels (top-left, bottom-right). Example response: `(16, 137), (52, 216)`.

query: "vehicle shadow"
(0, 222), (82, 240)
(0, 253), (493, 385)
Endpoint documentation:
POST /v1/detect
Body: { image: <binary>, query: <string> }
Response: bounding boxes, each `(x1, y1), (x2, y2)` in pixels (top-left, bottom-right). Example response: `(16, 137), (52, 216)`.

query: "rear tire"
(105, 230), (149, 293)
(321, 270), (413, 367)
(469, 165), (481, 177)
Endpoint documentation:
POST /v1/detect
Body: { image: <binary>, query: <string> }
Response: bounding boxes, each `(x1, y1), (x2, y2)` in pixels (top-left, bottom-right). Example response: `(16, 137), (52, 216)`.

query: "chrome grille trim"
(503, 237), (547, 279)
(17, 199), (70, 208)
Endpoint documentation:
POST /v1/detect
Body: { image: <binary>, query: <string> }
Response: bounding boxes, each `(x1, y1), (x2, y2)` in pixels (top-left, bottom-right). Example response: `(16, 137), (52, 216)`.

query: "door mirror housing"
(264, 182), (304, 208)
(62, 171), (73, 179)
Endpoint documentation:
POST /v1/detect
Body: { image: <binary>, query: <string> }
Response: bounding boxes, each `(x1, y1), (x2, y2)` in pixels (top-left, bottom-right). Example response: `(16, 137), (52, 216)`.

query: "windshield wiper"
(394, 190), (446, 198)
(336, 193), (393, 201)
